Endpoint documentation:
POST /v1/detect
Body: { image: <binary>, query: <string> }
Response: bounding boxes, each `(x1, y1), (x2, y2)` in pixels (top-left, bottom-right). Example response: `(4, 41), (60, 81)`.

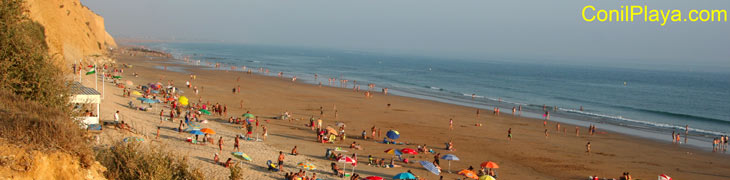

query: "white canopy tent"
(70, 82), (101, 129)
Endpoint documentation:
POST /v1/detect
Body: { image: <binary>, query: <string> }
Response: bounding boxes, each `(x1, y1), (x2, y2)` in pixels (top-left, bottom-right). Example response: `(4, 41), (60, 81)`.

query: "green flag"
(85, 66), (95, 75)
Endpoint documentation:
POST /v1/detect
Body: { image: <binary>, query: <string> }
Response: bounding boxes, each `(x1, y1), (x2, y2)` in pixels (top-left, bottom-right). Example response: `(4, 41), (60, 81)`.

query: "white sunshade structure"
(70, 82), (101, 129)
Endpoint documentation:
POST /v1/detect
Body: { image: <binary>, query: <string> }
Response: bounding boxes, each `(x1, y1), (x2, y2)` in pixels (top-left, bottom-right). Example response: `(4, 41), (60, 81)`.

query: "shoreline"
(102, 46), (730, 179)
(157, 52), (720, 152)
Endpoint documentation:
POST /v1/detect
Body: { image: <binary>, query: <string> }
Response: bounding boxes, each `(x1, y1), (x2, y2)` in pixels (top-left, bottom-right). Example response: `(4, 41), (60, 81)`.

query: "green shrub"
(0, 0), (70, 111)
(95, 142), (205, 180)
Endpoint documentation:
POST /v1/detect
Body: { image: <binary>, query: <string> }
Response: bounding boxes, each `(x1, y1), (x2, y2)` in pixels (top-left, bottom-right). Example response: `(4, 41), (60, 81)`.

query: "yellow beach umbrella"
(179, 96), (189, 106)
(131, 91), (142, 96)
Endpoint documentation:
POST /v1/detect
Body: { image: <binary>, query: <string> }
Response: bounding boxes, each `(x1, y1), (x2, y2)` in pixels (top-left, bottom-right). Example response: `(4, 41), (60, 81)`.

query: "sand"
(85, 48), (730, 180)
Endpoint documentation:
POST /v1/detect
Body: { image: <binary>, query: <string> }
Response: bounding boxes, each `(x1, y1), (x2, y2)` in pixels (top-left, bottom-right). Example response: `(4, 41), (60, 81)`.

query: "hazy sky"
(82, 0), (730, 72)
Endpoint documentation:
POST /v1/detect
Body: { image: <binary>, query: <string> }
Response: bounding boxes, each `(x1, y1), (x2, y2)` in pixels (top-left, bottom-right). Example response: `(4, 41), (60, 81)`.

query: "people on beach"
(507, 128), (512, 141)
(234, 135), (240, 151)
(278, 151), (285, 171)
(586, 142), (591, 153)
(218, 137), (223, 154)
(291, 146), (299, 156)
(449, 118), (453, 130)
(262, 125), (268, 141)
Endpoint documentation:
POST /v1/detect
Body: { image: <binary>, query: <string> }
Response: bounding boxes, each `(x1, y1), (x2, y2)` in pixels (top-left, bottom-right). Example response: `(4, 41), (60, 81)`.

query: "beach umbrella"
(131, 91), (142, 96)
(113, 75), (122, 79)
(296, 162), (317, 170)
(335, 122), (346, 127)
(458, 170), (478, 179)
(151, 90), (159, 94)
(658, 174), (672, 180)
(123, 137), (144, 143)
(365, 176), (384, 180)
(480, 161), (499, 169)
(142, 99), (157, 104)
(242, 113), (255, 118)
(179, 96), (189, 106)
(189, 130), (205, 135)
(338, 156), (356, 164)
(393, 172), (416, 180)
(478, 175), (496, 180)
(136, 97), (149, 101)
(401, 148), (418, 155)
(125, 80), (134, 86)
(441, 154), (459, 173)
(386, 130), (400, 139)
(338, 156), (357, 176)
(326, 126), (339, 135)
(384, 148), (402, 156)
(200, 128), (216, 135)
(199, 109), (211, 115)
(419, 161), (440, 175)
(187, 122), (201, 129)
(231, 152), (252, 161)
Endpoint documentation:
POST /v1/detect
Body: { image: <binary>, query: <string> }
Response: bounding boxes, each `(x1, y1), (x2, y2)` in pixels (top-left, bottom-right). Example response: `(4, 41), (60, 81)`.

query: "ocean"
(140, 42), (730, 147)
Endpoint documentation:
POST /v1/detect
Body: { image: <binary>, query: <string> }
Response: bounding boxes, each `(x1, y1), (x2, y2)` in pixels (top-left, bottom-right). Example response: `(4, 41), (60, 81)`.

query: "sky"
(82, 0), (730, 72)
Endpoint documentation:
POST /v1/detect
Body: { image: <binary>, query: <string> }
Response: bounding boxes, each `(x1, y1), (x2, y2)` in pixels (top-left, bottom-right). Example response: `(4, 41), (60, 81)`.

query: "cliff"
(24, 0), (117, 69)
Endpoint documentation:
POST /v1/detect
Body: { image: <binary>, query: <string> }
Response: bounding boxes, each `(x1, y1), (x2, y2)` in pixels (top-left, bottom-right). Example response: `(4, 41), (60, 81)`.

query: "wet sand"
(91, 49), (730, 180)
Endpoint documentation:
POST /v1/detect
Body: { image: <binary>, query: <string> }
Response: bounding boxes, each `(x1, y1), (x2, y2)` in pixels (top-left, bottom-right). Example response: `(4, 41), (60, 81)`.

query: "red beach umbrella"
(401, 148), (418, 155)
(365, 176), (384, 180)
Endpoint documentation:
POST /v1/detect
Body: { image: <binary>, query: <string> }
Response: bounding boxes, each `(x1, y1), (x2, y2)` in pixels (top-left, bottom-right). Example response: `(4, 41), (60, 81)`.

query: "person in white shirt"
(114, 111), (120, 122)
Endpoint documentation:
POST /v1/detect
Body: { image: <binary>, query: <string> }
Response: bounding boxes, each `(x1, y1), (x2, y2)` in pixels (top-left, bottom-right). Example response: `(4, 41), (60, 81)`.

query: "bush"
(95, 142), (205, 180)
(0, 0), (70, 111)
(229, 162), (243, 180)
(0, 0), (87, 166)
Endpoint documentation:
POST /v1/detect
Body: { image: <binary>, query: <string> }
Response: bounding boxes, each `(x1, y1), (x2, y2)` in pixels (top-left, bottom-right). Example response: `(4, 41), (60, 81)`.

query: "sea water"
(141, 42), (730, 148)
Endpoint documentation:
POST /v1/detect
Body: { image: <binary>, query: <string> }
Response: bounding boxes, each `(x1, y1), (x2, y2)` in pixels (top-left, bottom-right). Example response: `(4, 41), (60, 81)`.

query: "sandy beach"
(86, 47), (730, 180)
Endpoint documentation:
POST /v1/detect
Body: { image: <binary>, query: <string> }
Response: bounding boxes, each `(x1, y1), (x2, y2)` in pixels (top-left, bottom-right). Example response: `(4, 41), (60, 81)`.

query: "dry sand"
(85, 49), (730, 180)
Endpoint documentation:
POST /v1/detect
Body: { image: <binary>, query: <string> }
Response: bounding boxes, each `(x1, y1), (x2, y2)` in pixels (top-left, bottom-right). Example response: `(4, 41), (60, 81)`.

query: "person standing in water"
(685, 125), (689, 144)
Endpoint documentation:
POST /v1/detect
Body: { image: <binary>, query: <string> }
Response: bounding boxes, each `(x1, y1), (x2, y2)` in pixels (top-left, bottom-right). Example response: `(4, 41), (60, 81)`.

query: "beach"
(89, 47), (730, 180)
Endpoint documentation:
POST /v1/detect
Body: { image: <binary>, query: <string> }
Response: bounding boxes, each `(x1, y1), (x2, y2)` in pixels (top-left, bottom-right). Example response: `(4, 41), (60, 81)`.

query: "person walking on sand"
(278, 151), (286, 171)
(575, 126), (580, 136)
(544, 129), (549, 138)
(234, 135), (240, 152)
(476, 109), (480, 118)
(371, 126), (377, 139)
(507, 128), (512, 141)
(156, 127), (160, 140)
(114, 111), (120, 123)
(586, 142), (591, 154)
(218, 137), (224, 154)
(449, 118), (453, 130)
(262, 125), (268, 141)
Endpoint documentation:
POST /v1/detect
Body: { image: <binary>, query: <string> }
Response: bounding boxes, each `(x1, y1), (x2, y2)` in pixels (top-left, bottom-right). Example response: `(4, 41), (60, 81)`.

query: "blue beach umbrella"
(142, 99), (157, 104)
(441, 154), (460, 173)
(419, 161), (440, 175)
(189, 130), (205, 135)
(386, 130), (400, 139)
(393, 172), (416, 180)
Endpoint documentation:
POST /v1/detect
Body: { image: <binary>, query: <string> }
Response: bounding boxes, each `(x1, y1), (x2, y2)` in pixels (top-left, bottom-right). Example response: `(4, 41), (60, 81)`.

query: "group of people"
(713, 135), (729, 152)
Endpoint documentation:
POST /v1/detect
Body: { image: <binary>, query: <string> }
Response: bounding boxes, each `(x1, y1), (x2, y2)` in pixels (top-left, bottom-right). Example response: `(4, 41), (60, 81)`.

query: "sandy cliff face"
(24, 0), (117, 69)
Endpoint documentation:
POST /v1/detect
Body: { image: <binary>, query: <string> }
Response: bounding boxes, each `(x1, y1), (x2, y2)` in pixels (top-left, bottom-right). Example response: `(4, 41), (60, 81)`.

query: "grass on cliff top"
(95, 142), (205, 180)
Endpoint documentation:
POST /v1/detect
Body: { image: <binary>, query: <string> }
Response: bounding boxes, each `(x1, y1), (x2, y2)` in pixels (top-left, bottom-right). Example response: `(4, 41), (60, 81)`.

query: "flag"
(86, 66), (96, 75)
